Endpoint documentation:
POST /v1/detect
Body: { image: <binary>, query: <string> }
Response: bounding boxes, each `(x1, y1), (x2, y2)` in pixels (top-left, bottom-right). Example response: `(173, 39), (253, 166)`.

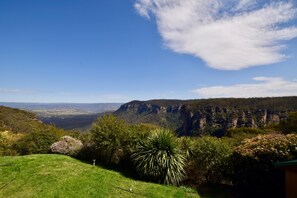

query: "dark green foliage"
(13, 131), (59, 155)
(186, 97), (297, 112)
(231, 134), (297, 197)
(131, 129), (186, 186)
(128, 123), (160, 143)
(279, 112), (297, 133)
(177, 137), (195, 159)
(75, 142), (97, 161)
(119, 97), (297, 112)
(224, 127), (275, 147)
(90, 114), (130, 165)
(79, 120), (158, 165)
(226, 127), (268, 137)
(187, 137), (232, 185)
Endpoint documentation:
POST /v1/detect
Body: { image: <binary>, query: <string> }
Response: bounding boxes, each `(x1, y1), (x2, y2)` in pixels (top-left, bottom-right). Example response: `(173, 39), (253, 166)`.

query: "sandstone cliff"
(114, 97), (297, 136)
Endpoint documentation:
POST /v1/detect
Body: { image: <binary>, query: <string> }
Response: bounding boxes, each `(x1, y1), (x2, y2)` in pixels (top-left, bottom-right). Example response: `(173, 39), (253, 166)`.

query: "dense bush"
(226, 127), (268, 137)
(81, 119), (157, 166)
(279, 112), (297, 134)
(76, 142), (98, 161)
(131, 129), (186, 186)
(90, 114), (131, 165)
(128, 123), (159, 139)
(231, 133), (297, 197)
(0, 131), (23, 156)
(13, 131), (59, 155)
(186, 137), (232, 185)
(177, 137), (195, 159)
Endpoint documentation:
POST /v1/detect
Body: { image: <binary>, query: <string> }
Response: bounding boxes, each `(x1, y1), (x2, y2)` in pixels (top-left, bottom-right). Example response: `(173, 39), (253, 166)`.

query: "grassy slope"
(0, 154), (199, 198)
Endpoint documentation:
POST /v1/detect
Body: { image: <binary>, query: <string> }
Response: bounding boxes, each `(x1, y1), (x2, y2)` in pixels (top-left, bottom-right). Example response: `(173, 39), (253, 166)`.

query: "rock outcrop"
(50, 136), (83, 156)
(114, 97), (297, 136)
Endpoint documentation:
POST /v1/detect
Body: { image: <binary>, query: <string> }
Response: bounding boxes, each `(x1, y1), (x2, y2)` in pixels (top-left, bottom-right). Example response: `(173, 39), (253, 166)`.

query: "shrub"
(125, 124), (157, 154)
(50, 136), (83, 156)
(279, 112), (297, 134)
(226, 127), (268, 137)
(76, 142), (98, 161)
(86, 118), (156, 167)
(90, 114), (130, 165)
(131, 129), (186, 186)
(187, 137), (232, 185)
(0, 131), (23, 156)
(13, 131), (59, 155)
(231, 133), (297, 197)
(177, 137), (195, 159)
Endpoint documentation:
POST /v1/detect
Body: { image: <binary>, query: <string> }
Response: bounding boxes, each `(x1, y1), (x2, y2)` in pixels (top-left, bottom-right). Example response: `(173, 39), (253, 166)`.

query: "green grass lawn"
(0, 154), (199, 198)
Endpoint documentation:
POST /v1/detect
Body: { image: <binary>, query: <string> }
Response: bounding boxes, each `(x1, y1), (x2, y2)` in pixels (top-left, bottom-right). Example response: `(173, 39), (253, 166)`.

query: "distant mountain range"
(0, 102), (123, 114)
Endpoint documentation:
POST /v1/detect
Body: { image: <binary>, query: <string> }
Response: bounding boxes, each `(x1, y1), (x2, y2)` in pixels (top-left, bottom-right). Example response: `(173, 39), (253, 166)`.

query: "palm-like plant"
(131, 129), (186, 186)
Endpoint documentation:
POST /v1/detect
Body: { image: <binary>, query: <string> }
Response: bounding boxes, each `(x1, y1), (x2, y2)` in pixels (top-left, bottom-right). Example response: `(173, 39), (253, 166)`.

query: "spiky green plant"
(131, 129), (186, 186)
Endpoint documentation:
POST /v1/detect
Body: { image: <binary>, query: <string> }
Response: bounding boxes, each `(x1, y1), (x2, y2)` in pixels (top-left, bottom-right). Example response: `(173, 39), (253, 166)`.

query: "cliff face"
(179, 105), (289, 136)
(114, 100), (183, 130)
(117, 101), (182, 114)
(114, 97), (297, 136)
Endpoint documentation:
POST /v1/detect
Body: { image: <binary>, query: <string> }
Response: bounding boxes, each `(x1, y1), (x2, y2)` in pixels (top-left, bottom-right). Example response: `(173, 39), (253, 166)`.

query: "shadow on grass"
(196, 184), (239, 198)
(76, 158), (142, 181)
(77, 157), (237, 197)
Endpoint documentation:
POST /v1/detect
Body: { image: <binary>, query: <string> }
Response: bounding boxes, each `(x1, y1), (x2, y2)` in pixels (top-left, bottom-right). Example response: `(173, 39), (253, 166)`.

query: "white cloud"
(191, 77), (297, 98)
(0, 88), (23, 93)
(135, 0), (297, 70)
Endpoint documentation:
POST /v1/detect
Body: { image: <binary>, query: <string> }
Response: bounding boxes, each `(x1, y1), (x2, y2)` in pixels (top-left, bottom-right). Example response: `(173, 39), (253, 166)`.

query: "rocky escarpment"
(179, 105), (290, 136)
(114, 100), (184, 130)
(117, 100), (182, 114)
(114, 97), (297, 136)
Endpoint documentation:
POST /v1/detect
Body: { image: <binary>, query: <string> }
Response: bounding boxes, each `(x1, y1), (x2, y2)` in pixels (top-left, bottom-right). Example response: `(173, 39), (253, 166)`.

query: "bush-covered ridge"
(186, 96), (297, 111)
(0, 106), (81, 156)
(122, 97), (297, 111)
(0, 106), (43, 133)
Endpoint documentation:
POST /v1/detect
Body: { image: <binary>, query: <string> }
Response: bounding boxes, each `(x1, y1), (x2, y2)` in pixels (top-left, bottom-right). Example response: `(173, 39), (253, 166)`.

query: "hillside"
(0, 103), (121, 131)
(0, 106), (45, 133)
(114, 97), (297, 136)
(0, 154), (199, 198)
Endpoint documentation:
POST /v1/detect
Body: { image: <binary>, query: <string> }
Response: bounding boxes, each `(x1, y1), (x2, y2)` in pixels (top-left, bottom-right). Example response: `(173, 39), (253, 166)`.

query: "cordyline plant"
(131, 129), (186, 186)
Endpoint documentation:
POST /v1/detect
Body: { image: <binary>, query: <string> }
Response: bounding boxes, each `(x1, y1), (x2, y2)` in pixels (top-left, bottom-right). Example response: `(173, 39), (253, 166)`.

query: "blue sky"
(0, 0), (297, 103)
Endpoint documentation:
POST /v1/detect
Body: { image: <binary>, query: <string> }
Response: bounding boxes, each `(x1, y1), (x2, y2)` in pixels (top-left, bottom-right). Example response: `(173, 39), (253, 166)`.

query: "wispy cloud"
(135, 0), (297, 70)
(0, 88), (23, 93)
(191, 77), (297, 98)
